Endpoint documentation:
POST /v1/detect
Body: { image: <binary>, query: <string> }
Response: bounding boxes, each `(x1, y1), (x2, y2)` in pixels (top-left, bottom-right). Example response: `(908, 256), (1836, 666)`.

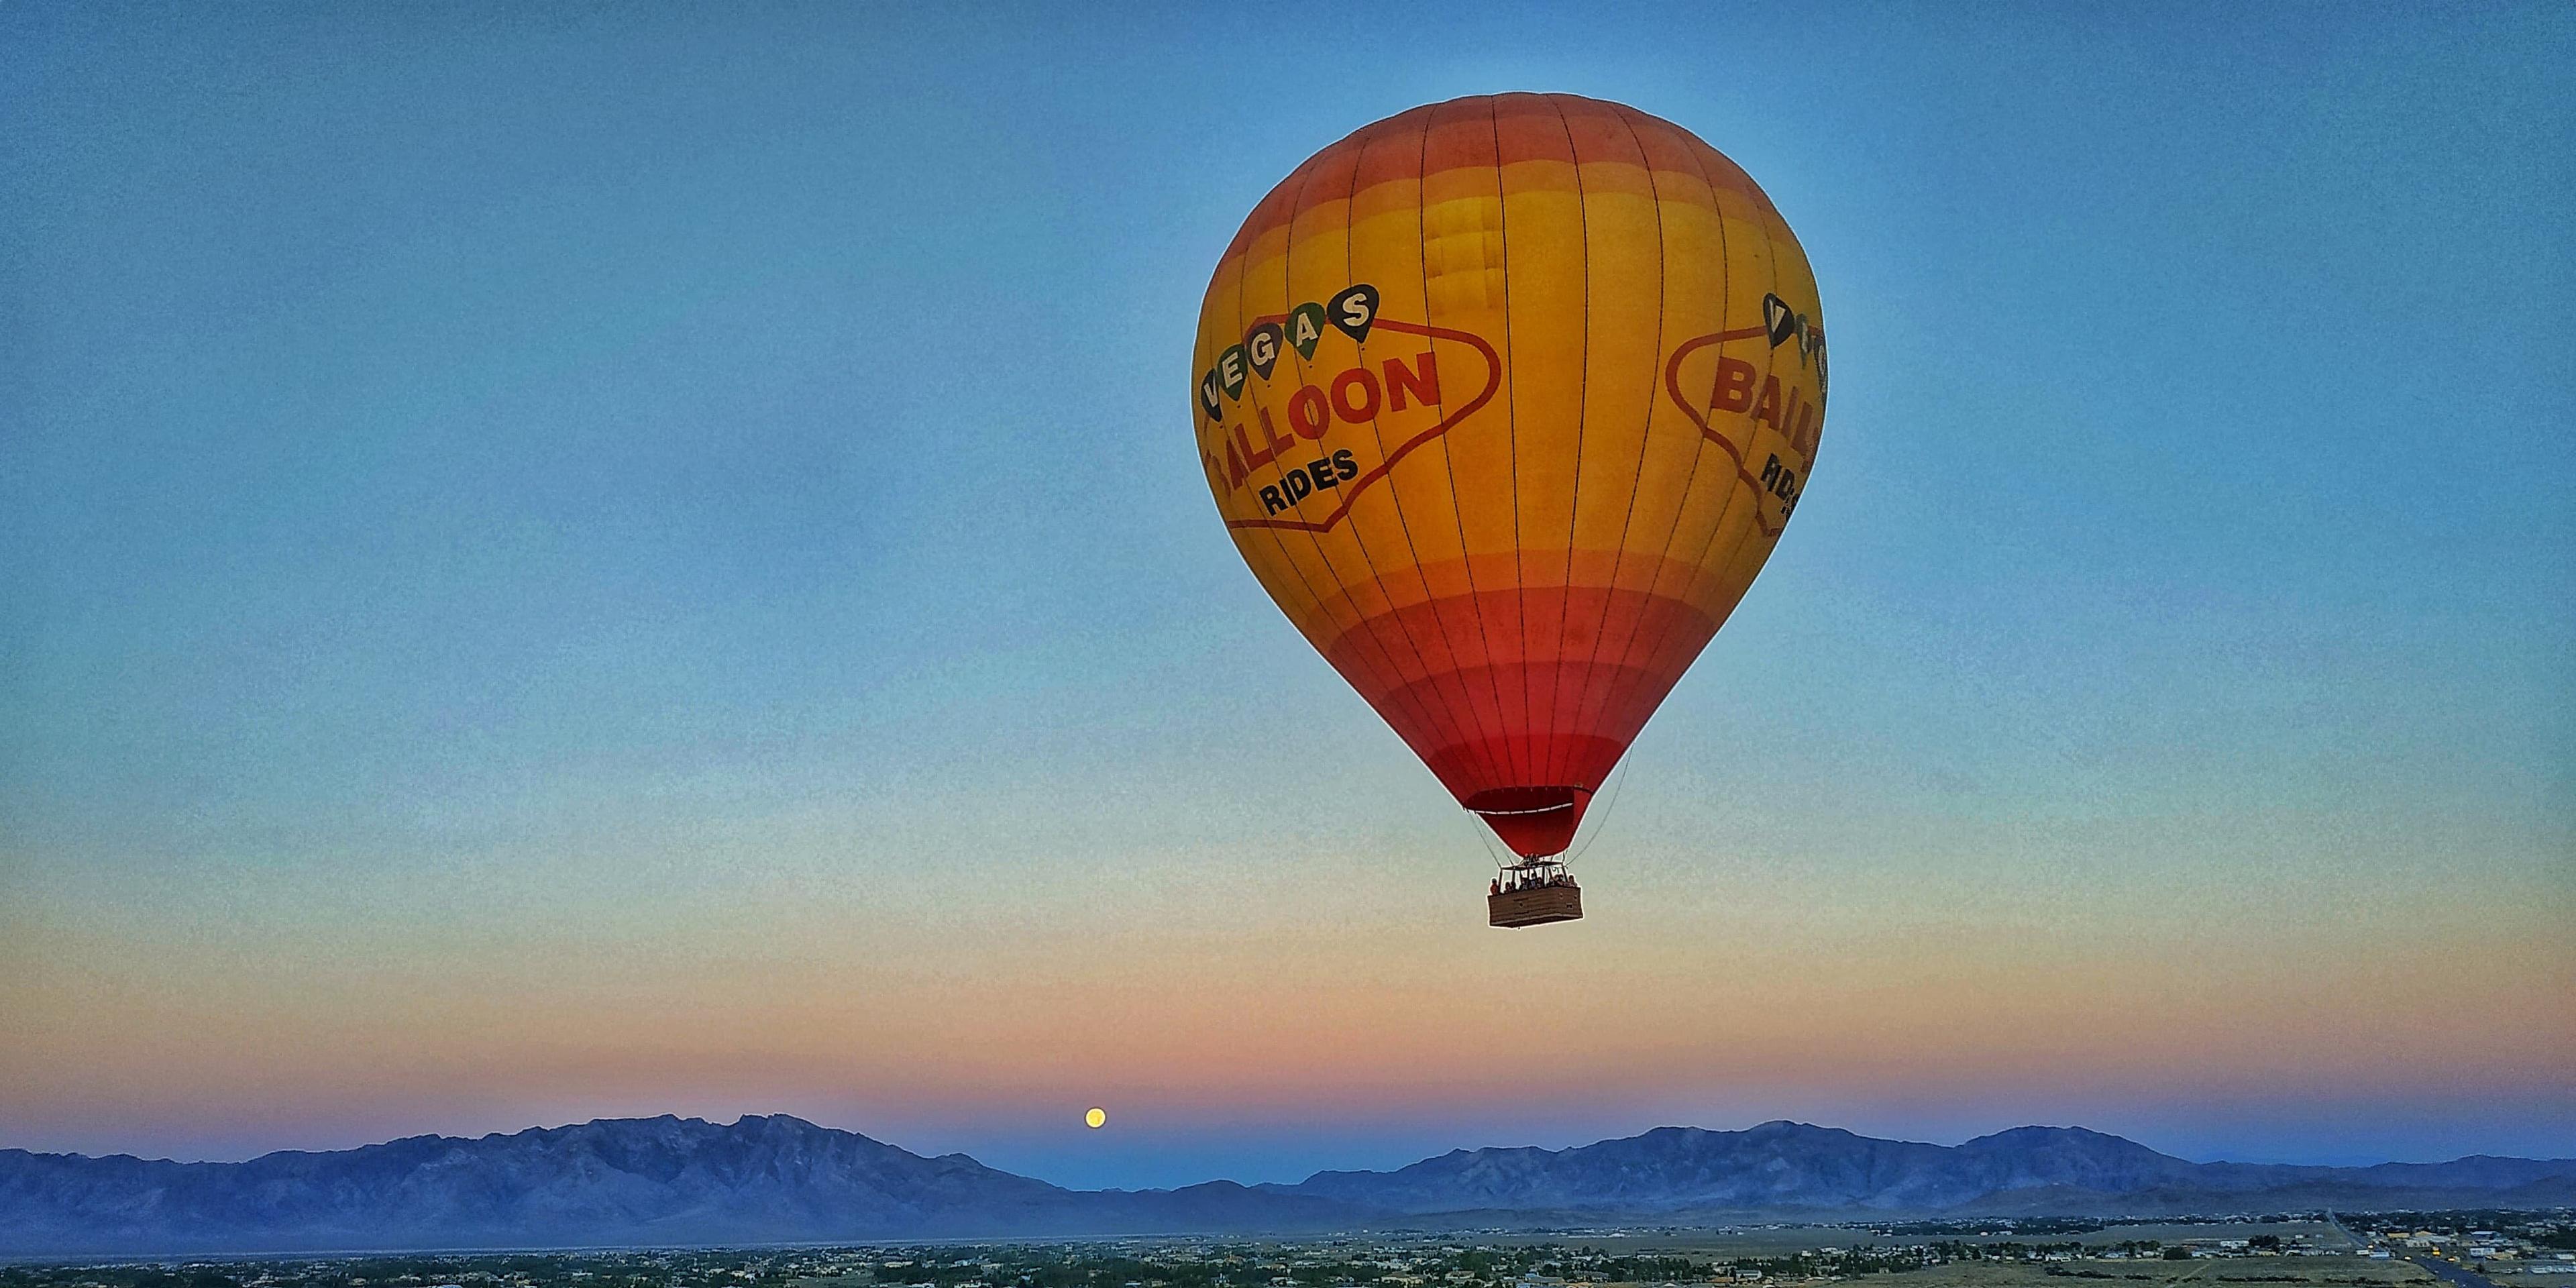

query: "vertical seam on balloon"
(1649, 144), (1770, 698)
(1645, 141), (1784, 706)
(1226, 164), (1348, 670)
(1385, 109), (1513, 799)
(1567, 99), (1667, 802)
(1487, 93), (1532, 798)
(1351, 113), (1496, 797)
(1311, 112), (1485, 794)
(1421, 97), (1516, 806)
(1674, 154), (1790, 660)
(1625, 128), (1764, 749)
(1656, 133), (1762, 737)
(1544, 93), (1590, 795)
(1234, 146), (1445, 782)
(1301, 129), (1481, 782)
(1595, 109), (1732, 767)
(1721, 188), (1798, 599)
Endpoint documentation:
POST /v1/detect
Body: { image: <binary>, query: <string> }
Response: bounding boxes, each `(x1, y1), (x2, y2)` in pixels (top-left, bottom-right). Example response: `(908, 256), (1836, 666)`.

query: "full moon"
(1083, 1107), (1107, 1129)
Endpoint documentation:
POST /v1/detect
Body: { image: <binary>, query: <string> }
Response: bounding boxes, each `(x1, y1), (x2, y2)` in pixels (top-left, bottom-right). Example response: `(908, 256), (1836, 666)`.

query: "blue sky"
(3, 2), (2571, 1189)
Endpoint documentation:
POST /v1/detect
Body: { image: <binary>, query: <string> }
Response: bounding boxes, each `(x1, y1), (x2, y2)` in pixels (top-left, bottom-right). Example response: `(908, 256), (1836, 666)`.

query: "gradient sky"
(3, 2), (2571, 1191)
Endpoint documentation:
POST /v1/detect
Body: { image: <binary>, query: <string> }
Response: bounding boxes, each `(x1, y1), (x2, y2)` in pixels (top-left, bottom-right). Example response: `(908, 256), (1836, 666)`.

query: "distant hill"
(3, 1114), (2569, 1256)
(1263, 1121), (2576, 1221)
(0, 1114), (1371, 1256)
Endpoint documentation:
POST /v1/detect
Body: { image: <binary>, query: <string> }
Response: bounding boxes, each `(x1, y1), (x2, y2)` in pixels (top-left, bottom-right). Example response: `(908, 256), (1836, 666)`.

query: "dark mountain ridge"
(3, 1114), (2568, 1257)
(1265, 1121), (2573, 1219)
(0, 1115), (1371, 1257)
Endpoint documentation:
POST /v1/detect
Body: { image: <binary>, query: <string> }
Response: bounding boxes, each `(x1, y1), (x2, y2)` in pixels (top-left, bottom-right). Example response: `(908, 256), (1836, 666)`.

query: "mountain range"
(3, 1114), (2569, 1256)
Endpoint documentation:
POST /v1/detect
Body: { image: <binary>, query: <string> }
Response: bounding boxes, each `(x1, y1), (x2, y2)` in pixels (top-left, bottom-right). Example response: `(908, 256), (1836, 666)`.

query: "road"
(2324, 1212), (2510, 1288)
(2409, 1254), (2506, 1288)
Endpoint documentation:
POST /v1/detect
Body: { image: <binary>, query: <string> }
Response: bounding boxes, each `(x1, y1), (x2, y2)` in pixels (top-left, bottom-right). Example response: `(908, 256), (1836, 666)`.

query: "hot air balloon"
(1189, 94), (1825, 928)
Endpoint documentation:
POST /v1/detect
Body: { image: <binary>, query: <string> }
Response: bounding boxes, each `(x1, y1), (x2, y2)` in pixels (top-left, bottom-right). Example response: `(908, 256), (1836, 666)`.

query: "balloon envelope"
(1191, 93), (1825, 857)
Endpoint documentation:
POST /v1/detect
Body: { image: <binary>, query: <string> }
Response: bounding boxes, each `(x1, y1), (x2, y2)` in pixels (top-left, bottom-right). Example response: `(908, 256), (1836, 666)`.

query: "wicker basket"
(1489, 883), (1583, 928)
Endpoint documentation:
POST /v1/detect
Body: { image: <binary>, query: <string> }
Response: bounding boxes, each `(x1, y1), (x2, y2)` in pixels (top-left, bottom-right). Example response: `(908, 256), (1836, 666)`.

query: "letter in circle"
(1763, 293), (1800, 349)
(1329, 284), (1379, 343)
(1218, 344), (1248, 400)
(1198, 370), (1223, 421)
(1286, 303), (1328, 360)
(1246, 323), (1283, 380)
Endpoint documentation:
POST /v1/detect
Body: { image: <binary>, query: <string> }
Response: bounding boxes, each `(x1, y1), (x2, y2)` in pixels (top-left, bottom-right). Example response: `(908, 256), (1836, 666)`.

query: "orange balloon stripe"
(1324, 584), (1719, 789)
(1217, 112), (1788, 276)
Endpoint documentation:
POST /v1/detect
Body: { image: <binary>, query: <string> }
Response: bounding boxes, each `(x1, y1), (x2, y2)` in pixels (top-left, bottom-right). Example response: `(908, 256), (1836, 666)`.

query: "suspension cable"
(1462, 809), (1513, 869)
(1567, 727), (1650, 865)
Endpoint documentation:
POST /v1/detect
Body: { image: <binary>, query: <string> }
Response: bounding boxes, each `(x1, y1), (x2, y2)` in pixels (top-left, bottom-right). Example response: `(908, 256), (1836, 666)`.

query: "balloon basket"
(1487, 859), (1583, 928)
